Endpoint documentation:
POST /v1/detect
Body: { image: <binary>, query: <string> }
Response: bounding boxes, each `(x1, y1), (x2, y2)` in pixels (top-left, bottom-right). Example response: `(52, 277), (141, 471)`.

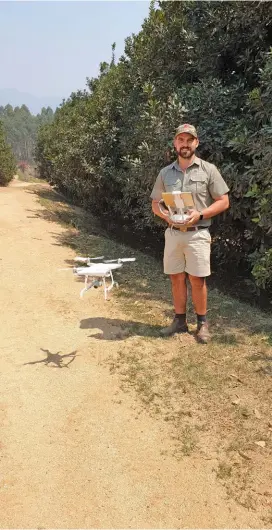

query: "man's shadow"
(23, 348), (78, 368)
(80, 317), (162, 340)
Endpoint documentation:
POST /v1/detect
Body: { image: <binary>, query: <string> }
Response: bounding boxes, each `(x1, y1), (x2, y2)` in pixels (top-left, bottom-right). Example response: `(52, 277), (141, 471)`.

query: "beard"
(176, 147), (195, 159)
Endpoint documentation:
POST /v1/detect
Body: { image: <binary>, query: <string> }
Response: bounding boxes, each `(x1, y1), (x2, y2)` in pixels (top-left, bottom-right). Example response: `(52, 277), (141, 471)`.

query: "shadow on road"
(23, 348), (78, 368)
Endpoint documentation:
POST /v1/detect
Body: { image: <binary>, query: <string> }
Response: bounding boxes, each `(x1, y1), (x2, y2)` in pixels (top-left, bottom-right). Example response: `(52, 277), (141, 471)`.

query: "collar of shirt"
(171, 156), (201, 172)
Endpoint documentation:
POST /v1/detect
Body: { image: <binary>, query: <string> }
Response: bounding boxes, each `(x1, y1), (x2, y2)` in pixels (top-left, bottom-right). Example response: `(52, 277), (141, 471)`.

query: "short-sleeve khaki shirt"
(150, 156), (229, 227)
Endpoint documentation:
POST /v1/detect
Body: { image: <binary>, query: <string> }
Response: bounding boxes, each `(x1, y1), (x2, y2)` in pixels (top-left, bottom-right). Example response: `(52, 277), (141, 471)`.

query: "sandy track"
(0, 183), (261, 528)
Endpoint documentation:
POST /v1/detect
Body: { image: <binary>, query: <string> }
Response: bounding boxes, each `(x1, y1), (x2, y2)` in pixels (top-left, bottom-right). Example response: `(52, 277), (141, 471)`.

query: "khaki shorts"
(164, 227), (211, 277)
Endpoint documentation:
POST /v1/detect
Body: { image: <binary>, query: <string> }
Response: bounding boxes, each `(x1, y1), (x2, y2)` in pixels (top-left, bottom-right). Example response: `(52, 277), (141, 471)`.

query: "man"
(150, 124), (229, 343)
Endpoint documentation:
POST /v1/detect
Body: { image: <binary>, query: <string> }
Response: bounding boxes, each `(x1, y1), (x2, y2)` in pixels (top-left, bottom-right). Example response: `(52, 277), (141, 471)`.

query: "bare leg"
(160, 272), (188, 336)
(170, 272), (187, 313)
(188, 274), (207, 315)
(188, 274), (210, 343)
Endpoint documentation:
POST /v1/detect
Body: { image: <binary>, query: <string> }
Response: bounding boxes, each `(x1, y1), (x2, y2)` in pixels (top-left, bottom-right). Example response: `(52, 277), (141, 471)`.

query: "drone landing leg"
(103, 270), (116, 300)
(80, 276), (96, 298)
(103, 277), (108, 300)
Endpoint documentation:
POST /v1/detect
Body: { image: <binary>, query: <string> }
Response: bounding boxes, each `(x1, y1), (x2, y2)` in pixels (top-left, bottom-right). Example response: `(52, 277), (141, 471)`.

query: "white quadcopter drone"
(71, 255), (136, 300)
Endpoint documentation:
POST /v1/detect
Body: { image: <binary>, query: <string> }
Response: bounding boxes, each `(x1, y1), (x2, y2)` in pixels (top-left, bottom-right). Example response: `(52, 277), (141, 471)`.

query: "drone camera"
(93, 280), (103, 289)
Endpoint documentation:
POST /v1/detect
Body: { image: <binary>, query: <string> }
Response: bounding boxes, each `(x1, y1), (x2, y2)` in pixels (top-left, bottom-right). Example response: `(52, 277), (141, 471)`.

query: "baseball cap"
(174, 124), (198, 138)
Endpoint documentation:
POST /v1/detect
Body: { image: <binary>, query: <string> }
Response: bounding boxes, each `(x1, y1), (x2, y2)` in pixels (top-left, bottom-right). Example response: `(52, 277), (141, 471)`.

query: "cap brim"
(174, 131), (197, 139)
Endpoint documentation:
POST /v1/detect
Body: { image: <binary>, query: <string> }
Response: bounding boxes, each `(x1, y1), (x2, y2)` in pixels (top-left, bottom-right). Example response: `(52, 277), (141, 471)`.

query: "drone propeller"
(104, 258), (136, 263)
(74, 256), (105, 263)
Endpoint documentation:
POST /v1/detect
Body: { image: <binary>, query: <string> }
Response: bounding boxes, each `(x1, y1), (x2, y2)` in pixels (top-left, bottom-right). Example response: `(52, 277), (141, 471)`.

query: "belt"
(171, 225), (209, 232)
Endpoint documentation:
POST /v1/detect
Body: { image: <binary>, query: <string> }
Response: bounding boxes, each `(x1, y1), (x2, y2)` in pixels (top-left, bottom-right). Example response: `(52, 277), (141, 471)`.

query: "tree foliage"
(0, 120), (16, 186)
(0, 104), (54, 163)
(35, 1), (272, 298)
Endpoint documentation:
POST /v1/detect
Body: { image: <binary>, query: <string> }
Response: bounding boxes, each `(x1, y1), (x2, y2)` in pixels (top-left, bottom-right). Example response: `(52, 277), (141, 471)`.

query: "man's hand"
(152, 200), (172, 224)
(186, 209), (201, 225)
(158, 205), (172, 224)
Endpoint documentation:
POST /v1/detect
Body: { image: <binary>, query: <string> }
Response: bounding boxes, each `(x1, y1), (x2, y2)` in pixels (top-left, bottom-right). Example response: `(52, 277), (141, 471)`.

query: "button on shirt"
(150, 156), (229, 227)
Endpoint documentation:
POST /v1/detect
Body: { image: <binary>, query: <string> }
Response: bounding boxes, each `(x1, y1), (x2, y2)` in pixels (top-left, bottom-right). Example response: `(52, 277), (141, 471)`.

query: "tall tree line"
(0, 104), (54, 163)
(0, 120), (16, 185)
(35, 1), (272, 299)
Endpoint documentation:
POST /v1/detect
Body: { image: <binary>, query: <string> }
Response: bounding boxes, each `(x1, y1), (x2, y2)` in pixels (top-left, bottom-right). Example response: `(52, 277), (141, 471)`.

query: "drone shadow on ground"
(23, 348), (78, 368)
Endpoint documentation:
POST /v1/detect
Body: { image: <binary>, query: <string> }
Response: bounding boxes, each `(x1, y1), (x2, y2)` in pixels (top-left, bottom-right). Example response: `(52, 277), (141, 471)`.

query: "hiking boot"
(196, 322), (210, 344)
(160, 317), (188, 337)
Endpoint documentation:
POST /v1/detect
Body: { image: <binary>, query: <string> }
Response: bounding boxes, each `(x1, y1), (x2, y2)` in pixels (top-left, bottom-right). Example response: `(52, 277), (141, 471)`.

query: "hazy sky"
(0, 1), (150, 99)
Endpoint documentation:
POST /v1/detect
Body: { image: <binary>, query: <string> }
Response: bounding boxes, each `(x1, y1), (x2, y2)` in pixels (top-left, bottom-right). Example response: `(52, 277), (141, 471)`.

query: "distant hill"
(0, 88), (62, 115)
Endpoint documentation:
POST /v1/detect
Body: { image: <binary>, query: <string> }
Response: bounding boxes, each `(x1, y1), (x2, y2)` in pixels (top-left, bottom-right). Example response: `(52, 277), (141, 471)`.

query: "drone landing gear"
(80, 270), (119, 300)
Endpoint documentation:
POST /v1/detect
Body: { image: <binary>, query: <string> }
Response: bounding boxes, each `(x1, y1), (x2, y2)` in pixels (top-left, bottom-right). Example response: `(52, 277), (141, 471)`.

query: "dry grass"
(32, 184), (272, 524)
(17, 168), (43, 183)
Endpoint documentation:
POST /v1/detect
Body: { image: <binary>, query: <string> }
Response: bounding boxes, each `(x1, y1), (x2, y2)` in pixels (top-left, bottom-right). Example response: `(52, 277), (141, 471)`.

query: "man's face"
(173, 133), (199, 159)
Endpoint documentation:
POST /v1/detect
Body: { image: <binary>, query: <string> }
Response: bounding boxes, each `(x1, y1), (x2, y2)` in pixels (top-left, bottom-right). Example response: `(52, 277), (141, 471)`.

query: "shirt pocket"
(188, 172), (208, 193)
(164, 176), (181, 192)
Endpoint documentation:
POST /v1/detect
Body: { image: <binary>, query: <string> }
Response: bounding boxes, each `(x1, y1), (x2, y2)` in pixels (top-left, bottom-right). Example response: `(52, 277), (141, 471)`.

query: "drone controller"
(158, 191), (191, 224)
(169, 213), (190, 223)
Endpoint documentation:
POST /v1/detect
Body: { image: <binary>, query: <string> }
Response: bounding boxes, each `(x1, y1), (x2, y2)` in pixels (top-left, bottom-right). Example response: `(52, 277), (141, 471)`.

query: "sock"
(197, 314), (206, 325)
(175, 313), (186, 321)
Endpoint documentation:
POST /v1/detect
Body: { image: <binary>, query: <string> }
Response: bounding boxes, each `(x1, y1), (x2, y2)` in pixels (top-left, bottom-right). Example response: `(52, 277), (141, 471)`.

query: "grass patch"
(175, 425), (198, 457)
(217, 462), (233, 480)
(16, 168), (43, 183)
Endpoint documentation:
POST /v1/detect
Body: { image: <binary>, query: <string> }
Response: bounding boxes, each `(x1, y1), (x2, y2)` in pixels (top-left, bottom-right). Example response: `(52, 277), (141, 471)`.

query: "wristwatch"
(199, 212), (204, 221)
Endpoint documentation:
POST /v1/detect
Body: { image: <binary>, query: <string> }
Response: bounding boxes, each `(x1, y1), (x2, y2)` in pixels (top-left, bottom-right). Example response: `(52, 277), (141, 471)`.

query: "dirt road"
(0, 182), (262, 528)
